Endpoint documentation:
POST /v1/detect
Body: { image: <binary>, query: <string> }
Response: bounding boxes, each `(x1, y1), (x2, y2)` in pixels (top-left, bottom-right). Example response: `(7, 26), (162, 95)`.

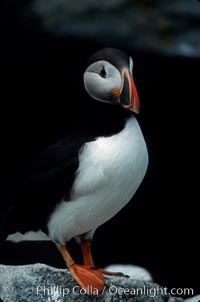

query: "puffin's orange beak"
(112, 68), (140, 114)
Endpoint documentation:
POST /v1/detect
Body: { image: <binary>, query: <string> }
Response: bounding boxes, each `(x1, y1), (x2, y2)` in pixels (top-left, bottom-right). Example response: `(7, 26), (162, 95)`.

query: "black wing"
(0, 131), (91, 239)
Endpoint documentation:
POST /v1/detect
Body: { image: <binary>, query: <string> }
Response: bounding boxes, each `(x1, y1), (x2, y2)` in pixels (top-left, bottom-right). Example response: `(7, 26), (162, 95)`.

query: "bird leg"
(81, 239), (94, 267)
(81, 238), (129, 278)
(57, 244), (105, 293)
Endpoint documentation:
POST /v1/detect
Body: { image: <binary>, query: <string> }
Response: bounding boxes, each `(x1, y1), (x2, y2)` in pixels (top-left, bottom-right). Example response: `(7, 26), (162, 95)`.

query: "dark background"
(0, 0), (199, 298)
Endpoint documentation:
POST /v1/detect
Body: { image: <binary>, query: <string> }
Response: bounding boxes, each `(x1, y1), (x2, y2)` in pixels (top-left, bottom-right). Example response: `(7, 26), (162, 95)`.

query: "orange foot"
(57, 244), (129, 295)
(70, 264), (105, 293)
(69, 265), (129, 294)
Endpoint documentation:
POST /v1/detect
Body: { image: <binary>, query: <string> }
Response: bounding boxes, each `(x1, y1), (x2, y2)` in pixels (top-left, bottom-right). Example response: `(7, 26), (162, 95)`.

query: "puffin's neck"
(83, 100), (133, 137)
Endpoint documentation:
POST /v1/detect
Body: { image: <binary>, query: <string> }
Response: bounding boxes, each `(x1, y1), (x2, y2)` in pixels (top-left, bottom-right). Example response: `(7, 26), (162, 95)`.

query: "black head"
(84, 47), (140, 113)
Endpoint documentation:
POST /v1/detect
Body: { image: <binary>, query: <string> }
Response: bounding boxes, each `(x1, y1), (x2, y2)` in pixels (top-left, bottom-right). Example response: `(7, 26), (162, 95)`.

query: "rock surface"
(184, 296), (200, 302)
(105, 264), (153, 281)
(0, 263), (182, 302)
(26, 0), (200, 57)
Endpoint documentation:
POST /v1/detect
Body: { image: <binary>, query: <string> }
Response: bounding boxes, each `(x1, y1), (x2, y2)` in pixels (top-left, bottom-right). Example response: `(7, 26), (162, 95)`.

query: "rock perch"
(0, 263), (187, 302)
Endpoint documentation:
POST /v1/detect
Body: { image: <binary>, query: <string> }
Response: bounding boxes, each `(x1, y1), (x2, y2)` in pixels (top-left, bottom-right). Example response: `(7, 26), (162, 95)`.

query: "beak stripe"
(111, 67), (140, 114)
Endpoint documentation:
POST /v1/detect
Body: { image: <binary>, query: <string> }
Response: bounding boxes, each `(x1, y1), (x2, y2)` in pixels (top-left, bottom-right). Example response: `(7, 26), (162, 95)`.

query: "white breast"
(48, 115), (148, 244)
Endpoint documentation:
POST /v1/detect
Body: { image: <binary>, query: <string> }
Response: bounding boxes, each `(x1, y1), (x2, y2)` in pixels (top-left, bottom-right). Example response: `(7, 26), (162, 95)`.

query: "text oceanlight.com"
(34, 285), (194, 297)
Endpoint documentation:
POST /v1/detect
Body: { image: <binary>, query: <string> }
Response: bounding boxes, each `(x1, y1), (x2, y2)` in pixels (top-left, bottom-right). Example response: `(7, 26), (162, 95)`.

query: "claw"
(98, 268), (129, 278)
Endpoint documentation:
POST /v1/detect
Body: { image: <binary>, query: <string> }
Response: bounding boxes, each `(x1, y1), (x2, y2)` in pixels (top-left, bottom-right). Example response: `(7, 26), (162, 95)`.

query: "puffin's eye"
(99, 67), (107, 78)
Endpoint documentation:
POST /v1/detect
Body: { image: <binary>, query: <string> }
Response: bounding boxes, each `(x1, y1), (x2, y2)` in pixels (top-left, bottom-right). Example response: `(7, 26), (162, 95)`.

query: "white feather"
(6, 230), (50, 242)
(48, 115), (148, 244)
(129, 57), (134, 76)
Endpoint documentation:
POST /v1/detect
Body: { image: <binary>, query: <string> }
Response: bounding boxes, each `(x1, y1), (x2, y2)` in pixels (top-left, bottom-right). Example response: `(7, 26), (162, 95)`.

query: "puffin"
(0, 48), (148, 292)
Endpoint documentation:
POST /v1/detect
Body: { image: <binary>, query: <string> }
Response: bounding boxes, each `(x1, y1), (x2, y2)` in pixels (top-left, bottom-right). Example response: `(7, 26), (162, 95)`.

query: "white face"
(83, 60), (121, 103)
